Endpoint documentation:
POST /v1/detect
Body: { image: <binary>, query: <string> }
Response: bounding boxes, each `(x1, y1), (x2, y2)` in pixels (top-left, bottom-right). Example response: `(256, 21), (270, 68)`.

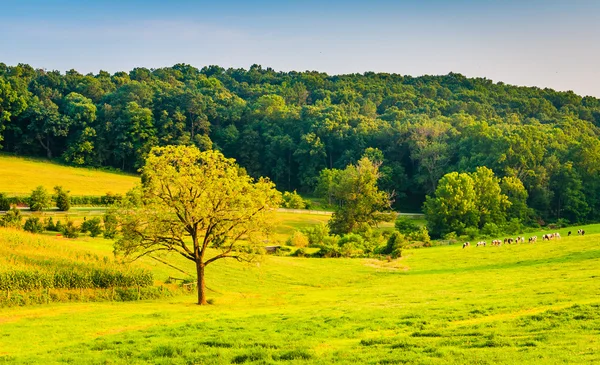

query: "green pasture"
(1, 223), (599, 364)
(0, 154), (139, 196)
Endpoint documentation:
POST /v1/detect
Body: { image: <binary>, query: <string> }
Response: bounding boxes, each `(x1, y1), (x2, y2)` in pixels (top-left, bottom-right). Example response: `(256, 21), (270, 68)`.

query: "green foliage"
(53, 186), (71, 211)
(44, 217), (57, 231)
(383, 231), (408, 258)
(302, 223), (330, 246)
(282, 190), (306, 209)
(103, 212), (118, 239)
(0, 207), (22, 228)
(3, 64), (600, 225)
(116, 145), (282, 305)
(23, 217), (44, 234)
(394, 216), (420, 235)
(54, 220), (64, 233)
(60, 220), (80, 238)
(0, 192), (10, 211)
(29, 185), (51, 211)
(481, 222), (501, 237)
(286, 230), (309, 248)
(81, 217), (103, 237)
(425, 168), (514, 237)
(322, 157), (392, 235)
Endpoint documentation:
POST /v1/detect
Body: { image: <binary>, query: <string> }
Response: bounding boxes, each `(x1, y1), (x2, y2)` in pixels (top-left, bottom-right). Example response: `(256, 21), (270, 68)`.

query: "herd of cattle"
(462, 229), (586, 248)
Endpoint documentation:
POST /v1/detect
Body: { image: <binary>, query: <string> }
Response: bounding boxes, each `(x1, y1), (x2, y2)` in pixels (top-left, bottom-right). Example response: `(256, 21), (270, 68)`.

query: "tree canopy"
(2, 63), (600, 223)
(115, 145), (281, 305)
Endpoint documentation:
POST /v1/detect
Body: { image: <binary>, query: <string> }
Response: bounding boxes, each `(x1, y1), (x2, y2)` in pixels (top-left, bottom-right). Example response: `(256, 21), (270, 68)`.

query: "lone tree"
(115, 145), (281, 305)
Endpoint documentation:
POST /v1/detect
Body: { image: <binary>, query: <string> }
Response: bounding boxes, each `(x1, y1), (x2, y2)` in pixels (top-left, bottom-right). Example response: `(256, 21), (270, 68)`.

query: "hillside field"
(0, 155), (139, 196)
(1, 225), (599, 364)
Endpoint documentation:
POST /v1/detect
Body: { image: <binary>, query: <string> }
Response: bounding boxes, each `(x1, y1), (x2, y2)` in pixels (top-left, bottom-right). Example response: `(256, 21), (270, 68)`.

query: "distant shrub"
(53, 186), (71, 211)
(409, 226), (431, 245)
(23, 217), (44, 234)
(60, 220), (80, 238)
(282, 190), (306, 209)
(503, 218), (523, 235)
(481, 222), (501, 237)
(464, 227), (479, 240)
(286, 231), (309, 248)
(81, 217), (103, 237)
(103, 212), (118, 239)
(0, 193), (10, 211)
(44, 217), (57, 231)
(101, 192), (123, 205)
(0, 207), (23, 228)
(54, 220), (64, 233)
(383, 231), (408, 258)
(302, 223), (329, 246)
(395, 216), (420, 235)
(29, 186), (51, 211)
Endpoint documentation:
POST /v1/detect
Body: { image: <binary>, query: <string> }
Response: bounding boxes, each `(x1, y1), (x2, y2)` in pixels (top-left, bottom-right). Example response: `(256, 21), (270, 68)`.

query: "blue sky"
(2, 0), (599, 96)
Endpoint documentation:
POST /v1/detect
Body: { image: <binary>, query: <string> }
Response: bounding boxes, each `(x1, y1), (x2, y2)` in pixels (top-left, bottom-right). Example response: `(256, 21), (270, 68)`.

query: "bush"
(44, 217), (57, 231)
(103, 212), (118, 239)
(481, 222), (501, 237)
(282, 191), (306, 209)
(303, 223), (329, 246)
(0, 207), (23, 228)
(23, 217), (44, 234)
(54, 186), (71, 211)
(54, 220), (64, 233)
(0, 193), (10, 211)
(503, 218), (523, 235)
(409, 226), (431, 244)
(81, 217), (103, 237)
(464, 227), (479, 240)
(338, 233), (367, 257)
(286, 231), (309, 248)
(101, 192), (123, 205)
(395, 216), (420, 235)
(60, 220), (80, 238)
(383, 231), (408, 258)
(29, 186), (51, 211)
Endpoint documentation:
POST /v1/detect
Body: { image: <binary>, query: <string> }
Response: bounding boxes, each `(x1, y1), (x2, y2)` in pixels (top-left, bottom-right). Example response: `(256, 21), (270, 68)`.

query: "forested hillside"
(1, 63), (599, 223)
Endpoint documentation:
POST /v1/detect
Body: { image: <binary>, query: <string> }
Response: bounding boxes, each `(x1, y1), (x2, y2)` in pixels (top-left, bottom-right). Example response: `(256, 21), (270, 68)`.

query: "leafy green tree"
(0, 77), (27, 147)
(500, 176), (530, 221)
(29, 186), (51, 211)
(424, 172), (478, 237)
(115, 145), (281, 305)
(471, 166), (510, 227)
(53, 186), (71, 211)
(325, 157), (393, 235)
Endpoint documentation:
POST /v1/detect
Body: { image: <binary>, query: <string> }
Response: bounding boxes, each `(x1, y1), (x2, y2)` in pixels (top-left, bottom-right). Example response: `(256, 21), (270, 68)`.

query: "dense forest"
(1, 62), (600, 225)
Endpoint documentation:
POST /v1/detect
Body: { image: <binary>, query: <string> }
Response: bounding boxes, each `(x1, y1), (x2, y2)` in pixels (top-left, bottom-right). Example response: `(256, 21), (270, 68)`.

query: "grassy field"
(1, 223), (599, 364)
(0, 155), (139, 196)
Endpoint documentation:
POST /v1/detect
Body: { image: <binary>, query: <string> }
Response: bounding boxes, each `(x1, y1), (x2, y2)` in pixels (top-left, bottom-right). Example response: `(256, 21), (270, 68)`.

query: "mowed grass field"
(0, 155), (139, 196)
(1, 225), (600, 364)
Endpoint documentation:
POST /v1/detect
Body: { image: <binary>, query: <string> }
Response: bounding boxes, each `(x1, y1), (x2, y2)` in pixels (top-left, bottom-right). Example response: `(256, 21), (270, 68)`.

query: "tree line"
(2, 62), (600, 225)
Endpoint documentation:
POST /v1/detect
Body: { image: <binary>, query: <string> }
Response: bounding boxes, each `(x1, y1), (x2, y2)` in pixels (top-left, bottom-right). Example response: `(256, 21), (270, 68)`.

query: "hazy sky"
(2, 0), (599, 96)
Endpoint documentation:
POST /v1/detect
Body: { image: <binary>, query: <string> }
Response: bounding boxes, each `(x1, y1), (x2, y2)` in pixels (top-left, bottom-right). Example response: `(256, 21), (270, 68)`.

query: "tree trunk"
(195, 260), (208, 305)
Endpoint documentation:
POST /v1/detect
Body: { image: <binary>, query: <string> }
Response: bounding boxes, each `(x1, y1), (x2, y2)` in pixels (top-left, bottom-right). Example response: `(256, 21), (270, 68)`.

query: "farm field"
(1, 225), (599, 364)
(0, 155), (139, 196)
